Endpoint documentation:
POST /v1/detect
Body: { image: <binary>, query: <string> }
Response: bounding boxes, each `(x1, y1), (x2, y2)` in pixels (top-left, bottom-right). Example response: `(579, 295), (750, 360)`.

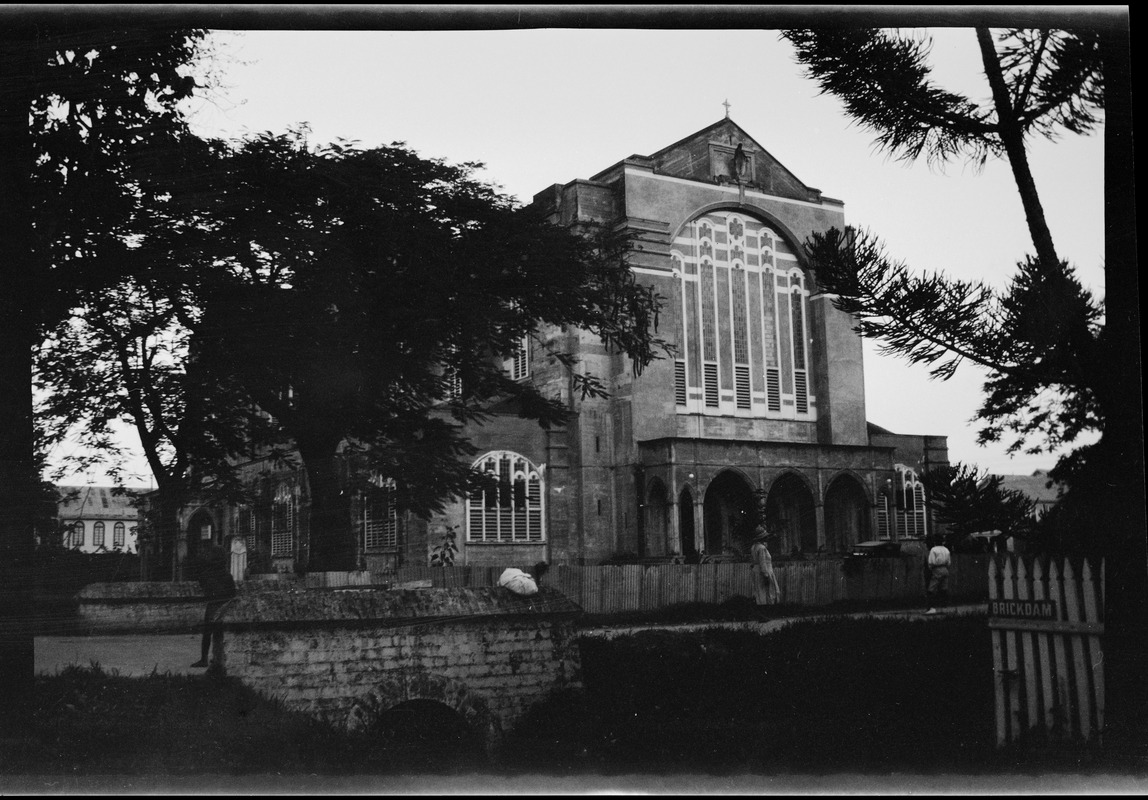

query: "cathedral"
(156, 117), (947, 576)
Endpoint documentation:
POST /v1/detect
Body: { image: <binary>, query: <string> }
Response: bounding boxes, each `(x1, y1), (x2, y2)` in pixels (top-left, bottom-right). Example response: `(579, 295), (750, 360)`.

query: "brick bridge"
(217, 586), (583, 755)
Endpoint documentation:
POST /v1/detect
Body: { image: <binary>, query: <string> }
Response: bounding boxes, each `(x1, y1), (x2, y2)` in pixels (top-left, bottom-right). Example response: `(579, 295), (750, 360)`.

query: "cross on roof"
(722, 99), (731, 118)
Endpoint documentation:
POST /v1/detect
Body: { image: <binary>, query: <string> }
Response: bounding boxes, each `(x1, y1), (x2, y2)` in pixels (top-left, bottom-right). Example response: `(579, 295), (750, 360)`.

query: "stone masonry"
(219, 586), (583, 754)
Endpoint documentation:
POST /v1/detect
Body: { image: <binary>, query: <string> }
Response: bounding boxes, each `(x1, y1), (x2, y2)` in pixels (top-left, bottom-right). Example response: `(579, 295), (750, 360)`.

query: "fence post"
(1015, 558), (1040, 735)
(989, 557), (1008, 747)
(1047, 559), (1074, 739)
(1080, 559), (1105, 742)
(1031, 558), (1057, 735)
(1061, 559), (1092, 742)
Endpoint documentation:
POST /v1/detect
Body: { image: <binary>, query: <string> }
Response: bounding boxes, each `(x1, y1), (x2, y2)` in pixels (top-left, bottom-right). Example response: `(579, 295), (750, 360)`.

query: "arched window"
(92, 521), (105, 548)
(271, 483), (296, 557)
(467, 451), (544, 543)
(672, 210), (814, 420)
(893, 464), (928, 539)
(69, 521), (85, 548)
(113, 522), (126, 548)
(362, 475), (398, 551)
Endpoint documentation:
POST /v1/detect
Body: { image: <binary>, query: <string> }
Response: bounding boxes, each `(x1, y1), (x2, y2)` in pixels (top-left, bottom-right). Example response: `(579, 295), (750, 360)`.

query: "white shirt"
(927, 545), (952, 567)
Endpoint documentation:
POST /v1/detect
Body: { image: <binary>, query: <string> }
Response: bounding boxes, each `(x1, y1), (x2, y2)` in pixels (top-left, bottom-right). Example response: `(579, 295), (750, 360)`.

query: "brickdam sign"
(989, 599), (1057, 620)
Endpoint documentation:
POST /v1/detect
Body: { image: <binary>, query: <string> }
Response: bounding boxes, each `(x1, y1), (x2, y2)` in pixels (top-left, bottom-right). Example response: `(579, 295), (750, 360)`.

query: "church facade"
(150, 118), (947, 577)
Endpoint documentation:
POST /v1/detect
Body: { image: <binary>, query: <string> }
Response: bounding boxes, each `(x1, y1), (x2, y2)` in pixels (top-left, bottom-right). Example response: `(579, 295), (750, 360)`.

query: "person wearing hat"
(751, 525), (780, 606)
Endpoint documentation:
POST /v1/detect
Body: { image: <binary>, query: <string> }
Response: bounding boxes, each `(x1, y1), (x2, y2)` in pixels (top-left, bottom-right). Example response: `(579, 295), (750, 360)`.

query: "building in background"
(57, 485), (140, 553)
(997, 470), (1061, 521)
(149, 117), (948, 576)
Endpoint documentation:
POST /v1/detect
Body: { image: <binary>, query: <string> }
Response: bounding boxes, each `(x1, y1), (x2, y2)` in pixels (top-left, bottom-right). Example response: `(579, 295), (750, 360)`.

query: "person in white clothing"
(750, 526), (781, 607)
(925, 538), (952, 614)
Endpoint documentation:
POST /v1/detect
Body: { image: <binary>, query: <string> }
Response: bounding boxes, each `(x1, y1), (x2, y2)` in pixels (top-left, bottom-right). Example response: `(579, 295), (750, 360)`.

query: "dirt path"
(579, 603), (988, 640)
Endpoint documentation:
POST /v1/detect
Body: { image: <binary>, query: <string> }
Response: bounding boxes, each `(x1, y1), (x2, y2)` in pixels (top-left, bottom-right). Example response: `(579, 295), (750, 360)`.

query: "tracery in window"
(466, 451), (544, 543)
(672, 210), (814, 420)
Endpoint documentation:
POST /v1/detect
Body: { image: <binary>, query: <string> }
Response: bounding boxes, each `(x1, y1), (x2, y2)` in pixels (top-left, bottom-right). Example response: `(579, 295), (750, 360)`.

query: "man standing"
(190, 545), (237, 669)
(925, 537), (952, 614)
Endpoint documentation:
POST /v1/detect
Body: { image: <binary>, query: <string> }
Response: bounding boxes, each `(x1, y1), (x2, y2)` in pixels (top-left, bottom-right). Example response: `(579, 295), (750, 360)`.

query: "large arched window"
(69, 521), (85, 548)
(92, 521), (106, 548)
(467, 451), (544, 543)
(113, 522), (126, 548)
(271, 483), (296, 557)
(671, 210), (814, 419)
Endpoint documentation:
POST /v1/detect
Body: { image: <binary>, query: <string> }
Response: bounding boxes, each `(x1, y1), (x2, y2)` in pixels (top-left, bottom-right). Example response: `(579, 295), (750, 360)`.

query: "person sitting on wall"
(190, 545), (237, 669)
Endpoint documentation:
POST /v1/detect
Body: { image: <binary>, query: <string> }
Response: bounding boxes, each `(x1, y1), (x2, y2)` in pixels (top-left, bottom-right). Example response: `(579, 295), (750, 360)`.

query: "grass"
(9, 615), (1138, 777)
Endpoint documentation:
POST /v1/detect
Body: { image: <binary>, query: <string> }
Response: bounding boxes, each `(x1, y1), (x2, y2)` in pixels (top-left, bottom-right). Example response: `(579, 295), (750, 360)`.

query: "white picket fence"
(988, 556), (1105, 747)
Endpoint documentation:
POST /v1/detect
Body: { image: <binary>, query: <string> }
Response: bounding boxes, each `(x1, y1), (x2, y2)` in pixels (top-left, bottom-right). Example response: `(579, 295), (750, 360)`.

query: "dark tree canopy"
(2, 24), (206, 731)
(78, 131), (668, 570)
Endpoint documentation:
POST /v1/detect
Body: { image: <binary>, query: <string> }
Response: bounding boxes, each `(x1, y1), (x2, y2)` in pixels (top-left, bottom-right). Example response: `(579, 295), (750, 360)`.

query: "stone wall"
(219, 586), (583, 750)
(76, 581), (205, 634)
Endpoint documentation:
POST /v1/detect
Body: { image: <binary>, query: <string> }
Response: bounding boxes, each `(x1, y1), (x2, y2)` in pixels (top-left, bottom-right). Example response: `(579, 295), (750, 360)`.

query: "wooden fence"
(339, 554), (987, 612)
(988, 555), (1105, 747)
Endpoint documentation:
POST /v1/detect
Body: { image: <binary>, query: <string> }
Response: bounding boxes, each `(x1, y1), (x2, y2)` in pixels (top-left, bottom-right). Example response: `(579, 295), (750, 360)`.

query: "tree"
(127, 131), (666, 572)
(36, 274), (278, 578)
(1, 25), (206, 731)
(784, 24), (1143, 743)
(921, 463), (1038, 550)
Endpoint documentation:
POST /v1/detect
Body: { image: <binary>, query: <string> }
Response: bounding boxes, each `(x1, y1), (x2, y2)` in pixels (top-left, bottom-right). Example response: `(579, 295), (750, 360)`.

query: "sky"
(50, 20), (1107, 487)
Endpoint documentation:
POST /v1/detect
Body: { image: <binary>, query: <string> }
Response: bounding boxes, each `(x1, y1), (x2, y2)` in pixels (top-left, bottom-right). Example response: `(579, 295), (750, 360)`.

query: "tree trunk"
(1095, 25), (1146, 755)
(298, 448), (358, 572)
(0, 32), (38, 737)
(976, 27), (1061, 270)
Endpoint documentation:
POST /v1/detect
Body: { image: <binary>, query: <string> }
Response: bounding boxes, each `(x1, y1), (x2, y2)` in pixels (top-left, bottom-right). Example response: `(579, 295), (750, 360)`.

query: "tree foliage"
(921, 462), (1038, 548)
(54, 130), (668, 570)
(1, 24), (207, 730)
(783, 26), (1107, 478)
(804, 229), (1104, 457)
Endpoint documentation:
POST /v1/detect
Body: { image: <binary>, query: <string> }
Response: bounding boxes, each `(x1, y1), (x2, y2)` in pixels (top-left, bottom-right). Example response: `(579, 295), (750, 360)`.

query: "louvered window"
(735, 365), (751, 410)
(505, 335), (531, 381)
(703, 363), (719, 407)
(766, 367), (781, 412)
(876, 495), (891, 540)
(363, 476), (399, 550)
(893, 465), (928, 539)
(466, 451), (544, 543)
(674, 361), (687, 406)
